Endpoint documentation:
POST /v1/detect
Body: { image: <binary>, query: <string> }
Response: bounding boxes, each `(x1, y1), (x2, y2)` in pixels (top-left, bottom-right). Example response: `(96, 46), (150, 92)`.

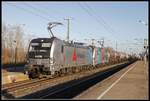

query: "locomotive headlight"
(27, 60), (29, 63)
(24, 71), (28, 75)
(30, 64), (33, 67)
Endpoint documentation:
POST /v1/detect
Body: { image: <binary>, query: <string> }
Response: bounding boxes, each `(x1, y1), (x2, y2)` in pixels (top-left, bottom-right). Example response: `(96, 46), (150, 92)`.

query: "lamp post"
(139, 20), (148, 63)
(14, 40), (17, 71)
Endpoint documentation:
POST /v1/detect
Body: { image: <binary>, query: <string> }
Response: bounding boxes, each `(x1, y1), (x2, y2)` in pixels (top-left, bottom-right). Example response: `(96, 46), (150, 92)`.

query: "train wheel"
(53, 71), (58, 77)
(29, 69), (40, 79)
(28, 72), (33, 79)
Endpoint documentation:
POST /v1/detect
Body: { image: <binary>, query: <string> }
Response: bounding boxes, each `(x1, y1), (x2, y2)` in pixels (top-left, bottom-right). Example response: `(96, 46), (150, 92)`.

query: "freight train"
(24, 36), (129, 79)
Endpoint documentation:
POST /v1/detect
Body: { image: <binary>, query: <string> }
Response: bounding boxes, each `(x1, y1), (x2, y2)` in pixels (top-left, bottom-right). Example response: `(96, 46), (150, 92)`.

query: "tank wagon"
(25, 36), (129, 78)
(92, 47), (110, 67)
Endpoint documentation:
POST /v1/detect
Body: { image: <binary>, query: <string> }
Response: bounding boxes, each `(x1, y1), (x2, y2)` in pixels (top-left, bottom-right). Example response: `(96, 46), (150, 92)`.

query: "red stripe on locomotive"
(72, 48), (77, 61)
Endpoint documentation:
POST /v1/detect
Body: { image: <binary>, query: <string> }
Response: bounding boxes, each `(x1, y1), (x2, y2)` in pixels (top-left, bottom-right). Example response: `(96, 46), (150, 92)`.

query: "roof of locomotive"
(62, 40), (91, 48)
(30, 37), (57, 43)
(30, 37), (91, 49)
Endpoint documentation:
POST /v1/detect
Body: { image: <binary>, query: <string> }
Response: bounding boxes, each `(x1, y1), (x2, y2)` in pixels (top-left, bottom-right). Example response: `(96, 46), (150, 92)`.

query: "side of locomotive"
(25, 37), (93, 78)
(49, 37), (93, 75)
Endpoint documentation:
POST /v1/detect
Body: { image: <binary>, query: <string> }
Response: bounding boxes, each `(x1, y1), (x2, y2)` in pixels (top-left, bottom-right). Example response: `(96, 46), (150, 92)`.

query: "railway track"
(20, 60), (136, 99)
(2, 77), (53, 98)
(2, 60), (136, 99)
(2, 79), (38, 90)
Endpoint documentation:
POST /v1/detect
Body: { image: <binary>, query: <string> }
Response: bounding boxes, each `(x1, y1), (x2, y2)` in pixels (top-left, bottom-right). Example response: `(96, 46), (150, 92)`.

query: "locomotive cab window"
(28, 42), (51, 59)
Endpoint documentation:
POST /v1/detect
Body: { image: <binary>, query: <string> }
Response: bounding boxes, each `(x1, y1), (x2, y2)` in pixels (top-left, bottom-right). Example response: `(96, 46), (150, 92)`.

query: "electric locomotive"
(24, 37), (93, 78)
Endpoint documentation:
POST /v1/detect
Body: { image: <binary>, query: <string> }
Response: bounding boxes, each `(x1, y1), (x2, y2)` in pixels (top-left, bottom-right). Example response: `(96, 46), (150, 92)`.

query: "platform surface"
(100, 61), (148, 99)
(2, 66), (29, 85)
(74, 61), (149, 100)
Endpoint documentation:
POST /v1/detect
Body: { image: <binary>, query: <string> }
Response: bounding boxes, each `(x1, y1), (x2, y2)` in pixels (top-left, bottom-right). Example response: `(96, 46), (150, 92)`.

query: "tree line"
(2, 23), (31, 65)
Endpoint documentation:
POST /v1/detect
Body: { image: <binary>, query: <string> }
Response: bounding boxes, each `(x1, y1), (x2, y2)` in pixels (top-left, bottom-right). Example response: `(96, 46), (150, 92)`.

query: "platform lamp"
(139, 20), (148, 63)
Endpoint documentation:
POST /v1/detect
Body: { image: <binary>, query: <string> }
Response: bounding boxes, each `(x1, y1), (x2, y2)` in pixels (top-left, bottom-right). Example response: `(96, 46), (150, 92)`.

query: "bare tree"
(2, 23), (9, 64)
(14, 25), (25, 63)
(2, 23), (27, 65)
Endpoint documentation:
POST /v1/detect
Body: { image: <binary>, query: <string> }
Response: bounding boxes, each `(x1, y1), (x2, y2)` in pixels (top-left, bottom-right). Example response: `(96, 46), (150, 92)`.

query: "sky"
(2, 1), (148, 55)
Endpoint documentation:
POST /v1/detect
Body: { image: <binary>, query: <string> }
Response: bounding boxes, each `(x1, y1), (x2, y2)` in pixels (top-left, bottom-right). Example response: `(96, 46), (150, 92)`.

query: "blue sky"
(2, 1), (148, 54)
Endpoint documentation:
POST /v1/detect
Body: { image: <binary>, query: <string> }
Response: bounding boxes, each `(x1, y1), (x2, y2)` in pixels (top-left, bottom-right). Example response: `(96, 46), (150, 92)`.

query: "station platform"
(74, 61), (149, 100)
(2, 67), (29, 85)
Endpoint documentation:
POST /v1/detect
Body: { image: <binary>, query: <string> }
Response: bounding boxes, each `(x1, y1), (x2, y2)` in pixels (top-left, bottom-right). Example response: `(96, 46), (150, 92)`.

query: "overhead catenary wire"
(23, 3), (70, 26)
(78, 3), (116, 38)
(78, 2), (134, 52)
(77, 3), (106, 39)
(6, 2), (50, 21)
(22, 2), (61, 22)
(83, 2), (143, 55)
(5, 2), (102, 44)
(78, 3), (116, 47)
(84, 2), (116, 35)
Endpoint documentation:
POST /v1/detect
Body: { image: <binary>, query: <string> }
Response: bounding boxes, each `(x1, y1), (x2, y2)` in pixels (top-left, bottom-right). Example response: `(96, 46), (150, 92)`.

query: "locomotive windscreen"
(27, 38), (55, 59)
